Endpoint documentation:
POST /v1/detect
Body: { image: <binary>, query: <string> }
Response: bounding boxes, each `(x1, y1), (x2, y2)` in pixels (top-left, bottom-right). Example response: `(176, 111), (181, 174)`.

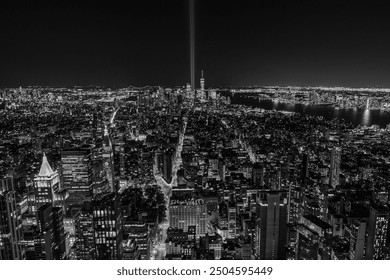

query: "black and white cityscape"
(2, 0), (390, 260)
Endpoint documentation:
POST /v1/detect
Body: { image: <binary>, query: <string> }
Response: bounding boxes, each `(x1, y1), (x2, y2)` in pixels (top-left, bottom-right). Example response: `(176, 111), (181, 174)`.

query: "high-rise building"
(52, 206), (66, 259)
(36, 204), (56, 260)
(21, 225), (42, 260)
(255, 190), (288, 260)
(169, 198), (207, 238)
(366, 204), (389, 260)
(61, 148), (92, 205)
(288, 185), (303, 224)
(93, 193), (123, 259)
(346, 220), (366, 260)
(295, 224), (319, 260)
(75, 202), (95, 260)
(295, 215), (332, 260)
(200, 70), (205, 92)
(103, 126), (115, 192)
(0, 177), (23, 260)
(34, 153), (60, 210)
(228, 201), (236, 239)
(36, 204), (66, 259)
(329, 147), (341, 188)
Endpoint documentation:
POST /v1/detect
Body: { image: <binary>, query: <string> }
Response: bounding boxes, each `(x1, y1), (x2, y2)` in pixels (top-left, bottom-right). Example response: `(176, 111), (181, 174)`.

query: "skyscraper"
(255, 190), (288, 260)
(288, 185), (303, 224)
(346, 220), (366, 260)
(366, 204), (389, 260)
(200, 70), (205, 92)
(295, 215), (332, 260)
(228, 201), (237, 239)
(75, 202), (95, 260)
(93, 192), (123, 259)
(52, 206), (66, 259)
(61, 148), (92, 205)
(329, 147), (341, 188)
(0, 177), (23, 260)
(34, 153), (60, 210)
(36, 204), (56, 260)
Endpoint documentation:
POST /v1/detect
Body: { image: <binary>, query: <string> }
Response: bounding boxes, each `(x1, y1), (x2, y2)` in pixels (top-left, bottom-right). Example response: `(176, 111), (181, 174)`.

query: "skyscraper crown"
(38, 153), (54, 177)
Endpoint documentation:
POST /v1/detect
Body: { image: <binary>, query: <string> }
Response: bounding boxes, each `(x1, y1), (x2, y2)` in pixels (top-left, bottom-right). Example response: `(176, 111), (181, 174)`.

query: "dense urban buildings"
(2, 83), (390, 260)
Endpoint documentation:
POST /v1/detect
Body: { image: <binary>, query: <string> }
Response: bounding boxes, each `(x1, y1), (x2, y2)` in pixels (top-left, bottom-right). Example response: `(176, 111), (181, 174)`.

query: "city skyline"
(2, 0), (390, 88)
(3, 0), (390, 263)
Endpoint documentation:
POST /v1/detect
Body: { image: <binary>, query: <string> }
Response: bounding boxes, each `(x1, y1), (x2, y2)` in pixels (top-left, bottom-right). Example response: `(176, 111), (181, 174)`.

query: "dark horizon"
(1, 0), (390, 88)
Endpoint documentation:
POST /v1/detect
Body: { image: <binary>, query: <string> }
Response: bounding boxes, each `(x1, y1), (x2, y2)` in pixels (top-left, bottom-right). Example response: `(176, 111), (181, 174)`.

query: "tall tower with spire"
(34, 153), (60, 211)
(200, 70), (205, 92)
(103, 125), (115, 192)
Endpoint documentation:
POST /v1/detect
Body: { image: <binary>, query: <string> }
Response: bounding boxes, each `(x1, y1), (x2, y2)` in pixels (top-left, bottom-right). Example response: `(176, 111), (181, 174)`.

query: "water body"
(232, 96), (390, 128)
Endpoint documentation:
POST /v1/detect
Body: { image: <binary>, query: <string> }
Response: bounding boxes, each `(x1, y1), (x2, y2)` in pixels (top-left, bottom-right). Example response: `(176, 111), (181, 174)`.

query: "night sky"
(1, 0), (390, 88)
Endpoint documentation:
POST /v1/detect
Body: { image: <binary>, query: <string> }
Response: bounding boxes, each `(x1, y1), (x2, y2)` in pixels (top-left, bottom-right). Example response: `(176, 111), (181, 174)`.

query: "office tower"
(61, 148), (92, 205)
(252, 163), (265, 187)
(163, 149), (174, 183)
(21, 226), (42, 260)
(200, 70), (205, 92)
(346, 220), (366, 260)
(301, 153), (309, 186)
(288, 185), (303, 224)
(0, 177), (23, 259)
(295, 224), (319, 260)
(103, 126), (115, 192)
(93, 193), (123, 259)
(255, 190), (288, 259)
(329, 147), (341, 188)
(36, 204), (65, 259)
(75, 203), (95, 259)
(366, 205), (389, 260)
(34, 153), (60, 210)
(295, 215), (332, 260)
(169, 198), (207, 238)
(228, 201), (236, 239)
(36, 204), (56, 260)
(52, 207), (66, 259)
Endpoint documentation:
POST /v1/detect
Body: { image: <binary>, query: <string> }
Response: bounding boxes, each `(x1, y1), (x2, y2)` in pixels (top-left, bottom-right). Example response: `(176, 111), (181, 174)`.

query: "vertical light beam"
(189, 0), (195, 92)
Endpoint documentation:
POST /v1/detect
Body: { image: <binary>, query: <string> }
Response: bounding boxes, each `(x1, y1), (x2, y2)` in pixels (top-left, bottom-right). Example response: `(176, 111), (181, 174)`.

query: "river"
(231, 96), (390, 128)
